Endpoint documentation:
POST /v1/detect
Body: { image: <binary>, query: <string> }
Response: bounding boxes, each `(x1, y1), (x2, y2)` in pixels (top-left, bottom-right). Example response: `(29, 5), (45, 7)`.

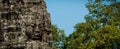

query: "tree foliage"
(52, 25), (66, 49)
(65, 0), (120, 49)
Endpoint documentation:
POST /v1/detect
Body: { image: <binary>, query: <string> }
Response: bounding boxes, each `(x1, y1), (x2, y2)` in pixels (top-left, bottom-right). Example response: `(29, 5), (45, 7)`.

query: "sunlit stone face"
(25, 23), (43, 40)
(23, 14), (43, 40)
(0, 0), (54, 48)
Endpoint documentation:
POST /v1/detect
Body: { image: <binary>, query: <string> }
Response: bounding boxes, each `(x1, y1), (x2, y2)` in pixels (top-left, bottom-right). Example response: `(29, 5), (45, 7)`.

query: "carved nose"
(35, 26), (39, 32)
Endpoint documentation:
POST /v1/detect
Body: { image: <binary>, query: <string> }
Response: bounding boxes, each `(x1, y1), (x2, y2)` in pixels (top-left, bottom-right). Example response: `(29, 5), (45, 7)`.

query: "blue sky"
(45, 0), (89, 36)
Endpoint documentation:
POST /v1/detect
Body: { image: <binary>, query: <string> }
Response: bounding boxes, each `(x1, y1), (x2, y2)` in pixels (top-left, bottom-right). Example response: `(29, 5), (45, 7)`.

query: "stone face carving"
(0, 0), (54, 49)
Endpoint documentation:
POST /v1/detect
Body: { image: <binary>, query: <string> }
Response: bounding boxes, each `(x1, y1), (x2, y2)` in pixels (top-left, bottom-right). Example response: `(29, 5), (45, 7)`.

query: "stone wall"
(0, 0), (54, 49)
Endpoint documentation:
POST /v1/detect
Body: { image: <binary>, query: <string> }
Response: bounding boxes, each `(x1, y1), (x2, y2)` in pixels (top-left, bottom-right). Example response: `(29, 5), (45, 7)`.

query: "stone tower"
(0, 0), (54, 49)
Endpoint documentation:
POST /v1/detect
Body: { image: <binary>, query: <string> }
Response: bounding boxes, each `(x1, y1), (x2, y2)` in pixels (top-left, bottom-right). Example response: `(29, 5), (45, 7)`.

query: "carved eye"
(31, 24), (34, 28)
(31, 24), (37, 28)
(34, 24), (37, 26)
(39, 25), (42, 29)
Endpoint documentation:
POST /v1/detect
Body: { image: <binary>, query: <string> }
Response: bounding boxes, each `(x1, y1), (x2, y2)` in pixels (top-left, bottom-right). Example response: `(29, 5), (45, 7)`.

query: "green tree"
(52, 25), (66, 49)
(66, 0), (120, 49)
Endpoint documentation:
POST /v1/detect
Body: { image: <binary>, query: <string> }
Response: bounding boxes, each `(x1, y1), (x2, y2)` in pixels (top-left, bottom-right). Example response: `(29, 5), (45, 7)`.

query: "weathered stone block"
(0, 0), (54, 49)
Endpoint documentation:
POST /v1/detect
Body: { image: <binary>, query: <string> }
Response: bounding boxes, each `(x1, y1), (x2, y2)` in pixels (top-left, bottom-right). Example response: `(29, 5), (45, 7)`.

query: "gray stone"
(0, 0), (54, 49)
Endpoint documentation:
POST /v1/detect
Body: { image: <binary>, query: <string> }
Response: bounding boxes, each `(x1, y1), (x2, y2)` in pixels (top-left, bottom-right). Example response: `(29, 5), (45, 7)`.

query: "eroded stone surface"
(0, 0), (54, 49)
